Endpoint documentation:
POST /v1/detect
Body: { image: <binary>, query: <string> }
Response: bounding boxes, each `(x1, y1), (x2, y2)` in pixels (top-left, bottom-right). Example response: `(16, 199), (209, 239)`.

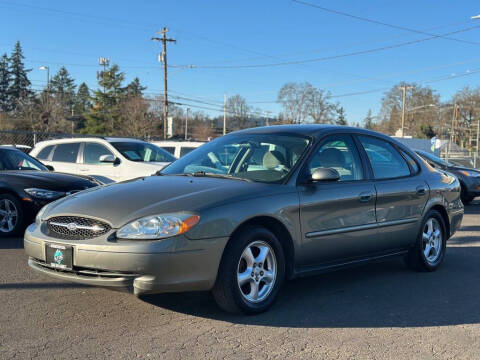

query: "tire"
(0, 193), (24, 238)
(212, 226), (285, 314)
(460, 186), (474, 205)
(405, 210), (447, 272)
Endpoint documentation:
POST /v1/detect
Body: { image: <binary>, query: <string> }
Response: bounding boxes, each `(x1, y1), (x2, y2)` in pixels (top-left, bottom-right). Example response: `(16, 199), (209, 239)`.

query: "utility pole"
(265, 111), (270, 126)
(223, 94), (227, 135)
(185, 108), (189, 140)
(98, 57), (110, 125)
(152, 28), (176, 139)
(399, 85), (413, 137)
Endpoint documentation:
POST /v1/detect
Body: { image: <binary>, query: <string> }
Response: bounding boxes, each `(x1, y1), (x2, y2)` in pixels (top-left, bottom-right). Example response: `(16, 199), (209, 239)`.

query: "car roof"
(33, 137), (145, 147)
(230, 124), (395, 141)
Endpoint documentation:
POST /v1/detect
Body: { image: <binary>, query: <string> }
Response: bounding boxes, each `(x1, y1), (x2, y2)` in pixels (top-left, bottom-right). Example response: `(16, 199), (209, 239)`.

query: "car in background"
(25, 125), (463, 314)
(0, 146), (99, 237)
(153, 140), (205, 158)
(30, 137), (176, 183)
(1, 144), (32, 153)
(415, 149), (480, 204)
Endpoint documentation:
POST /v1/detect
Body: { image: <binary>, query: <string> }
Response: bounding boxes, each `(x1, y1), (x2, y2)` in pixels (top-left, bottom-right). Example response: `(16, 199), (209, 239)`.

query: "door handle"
(359, 192), (373, 203)
(416, 186), (427, 196)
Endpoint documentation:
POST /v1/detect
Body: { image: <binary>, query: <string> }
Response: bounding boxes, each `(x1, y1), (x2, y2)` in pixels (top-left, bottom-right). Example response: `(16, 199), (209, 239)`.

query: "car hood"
(448, 165), (480, 174)
(42, 175), (279, 228)
(0, 171), (99, 191)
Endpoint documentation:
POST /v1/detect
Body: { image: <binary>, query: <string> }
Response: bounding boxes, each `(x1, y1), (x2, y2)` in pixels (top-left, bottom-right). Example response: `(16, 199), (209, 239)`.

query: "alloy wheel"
(422, 218), (443, 265)
(0, 199), (18, 233)
(237, 240), (277, 303)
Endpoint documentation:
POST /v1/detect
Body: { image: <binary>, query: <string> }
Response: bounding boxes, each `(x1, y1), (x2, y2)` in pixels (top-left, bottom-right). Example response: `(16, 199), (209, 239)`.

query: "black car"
(416, 149), (480, 204)
(0, 146), (100, 237)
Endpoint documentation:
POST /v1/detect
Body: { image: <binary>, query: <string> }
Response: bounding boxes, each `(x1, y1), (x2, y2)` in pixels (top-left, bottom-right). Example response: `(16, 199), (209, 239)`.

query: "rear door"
(298, 134), (378, 266)
(49, 142), (81, 174)
(356, 135), (428, 250)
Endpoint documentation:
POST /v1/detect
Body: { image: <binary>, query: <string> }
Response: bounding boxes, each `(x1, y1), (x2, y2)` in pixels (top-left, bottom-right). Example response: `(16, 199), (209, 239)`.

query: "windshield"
(111, 142), (175, 163)
(161, 133), (310, 183)
(417, 151), (453, 167)
(0, 149), (48, 171)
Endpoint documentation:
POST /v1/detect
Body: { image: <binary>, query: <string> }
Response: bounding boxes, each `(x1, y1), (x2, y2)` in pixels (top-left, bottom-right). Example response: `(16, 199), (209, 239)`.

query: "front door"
(298, 134), (378, 266)
(78, 142), (119, 182)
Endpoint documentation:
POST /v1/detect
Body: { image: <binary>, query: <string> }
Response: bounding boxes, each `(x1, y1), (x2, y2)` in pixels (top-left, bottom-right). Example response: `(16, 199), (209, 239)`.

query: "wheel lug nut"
(260, 271), (264, 276)
(251, 272), (254, 277)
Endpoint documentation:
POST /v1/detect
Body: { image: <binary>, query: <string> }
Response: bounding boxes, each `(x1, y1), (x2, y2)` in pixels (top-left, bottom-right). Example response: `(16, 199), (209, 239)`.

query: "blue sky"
(1, 0), (480, 123)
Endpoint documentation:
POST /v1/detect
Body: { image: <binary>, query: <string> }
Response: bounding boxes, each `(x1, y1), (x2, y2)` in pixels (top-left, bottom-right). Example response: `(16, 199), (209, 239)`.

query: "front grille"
(47, 216), (111, 240)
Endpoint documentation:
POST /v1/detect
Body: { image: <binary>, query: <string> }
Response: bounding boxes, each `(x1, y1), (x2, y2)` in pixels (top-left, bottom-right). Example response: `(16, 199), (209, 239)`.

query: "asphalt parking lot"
(1, 204), (480, 360)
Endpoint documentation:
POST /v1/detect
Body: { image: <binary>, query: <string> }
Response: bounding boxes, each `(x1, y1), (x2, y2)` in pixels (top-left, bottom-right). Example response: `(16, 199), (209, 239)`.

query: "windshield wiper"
(191, 171), (252, 182)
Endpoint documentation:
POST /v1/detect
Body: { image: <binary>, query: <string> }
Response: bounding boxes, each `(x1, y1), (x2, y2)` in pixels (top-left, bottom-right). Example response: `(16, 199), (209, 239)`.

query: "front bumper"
(463, 177), (480, 197)
(24, 223), (228, 295)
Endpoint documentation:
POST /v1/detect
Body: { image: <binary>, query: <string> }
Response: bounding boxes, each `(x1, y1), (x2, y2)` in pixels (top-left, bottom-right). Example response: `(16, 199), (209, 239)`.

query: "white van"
(153, 141), (205, 158)
(30, 137), (176, 182)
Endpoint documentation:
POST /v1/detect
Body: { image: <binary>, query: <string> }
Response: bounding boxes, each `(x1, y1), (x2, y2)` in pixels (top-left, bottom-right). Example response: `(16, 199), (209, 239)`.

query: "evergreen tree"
(9, 41), (32, 108)
(335, 106), (347, 125)
(0, 53), (11, 112)
(73, 82), (92, 114)
(50, 66), (76, 112)
(82, 64), (125, 134)
(125, 77), (146, 97)
(363, 109), (375, 129)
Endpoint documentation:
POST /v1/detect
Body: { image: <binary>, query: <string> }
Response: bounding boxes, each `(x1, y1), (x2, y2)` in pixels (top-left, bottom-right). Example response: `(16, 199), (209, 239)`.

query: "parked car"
(153, 140), (205, 158)
(415, 149), (480, 204)
(0, 146), (99, 237)
(30, 137), (176, 182)
(1, 144), (32, 153)
(25, 125), (463, 314)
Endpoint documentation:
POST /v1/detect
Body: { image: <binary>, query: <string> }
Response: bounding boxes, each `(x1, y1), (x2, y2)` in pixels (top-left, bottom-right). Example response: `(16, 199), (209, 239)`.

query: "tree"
(9, 41), (32, 108)
(0, 53), (11, 112)
(377, 82), (440, 137)
(226, 94), (250, 130)
(73, 82), (92, 115)
(49, 66), (76, 112)
(82, 64), (125, 134)
(452, 86), (480, 147)
(278, 82), (336, 124)
(117, 95), (154, 138)
(363, 109), (375, 129)
(335, 106), (347, 125)
(125, 77), (146, 97)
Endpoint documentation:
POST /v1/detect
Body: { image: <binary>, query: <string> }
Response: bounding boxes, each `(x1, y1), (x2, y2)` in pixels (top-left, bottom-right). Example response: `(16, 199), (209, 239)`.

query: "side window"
(358, 136), (410, 179)
(84, 143), (114, 164)
(180, 147), (195, 157)
(162, 147), (175, 155)
(308, 135), (364, 181)
(400, 150), (420, 174)
(52, 143), (80, 163)
(36, 145), (53, 160)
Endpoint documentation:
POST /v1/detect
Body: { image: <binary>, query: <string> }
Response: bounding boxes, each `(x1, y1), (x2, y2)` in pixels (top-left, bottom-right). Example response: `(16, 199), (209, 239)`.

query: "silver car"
(25, 125), (464, 314)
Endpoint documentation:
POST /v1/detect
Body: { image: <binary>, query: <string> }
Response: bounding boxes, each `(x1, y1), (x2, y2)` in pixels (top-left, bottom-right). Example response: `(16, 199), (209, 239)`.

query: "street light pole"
(185, 108), (189, 140)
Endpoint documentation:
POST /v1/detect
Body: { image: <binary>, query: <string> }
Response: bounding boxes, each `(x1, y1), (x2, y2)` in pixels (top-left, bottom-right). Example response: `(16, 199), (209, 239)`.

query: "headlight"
(117, 213), (200, 240)
(459, 170), (480, 177)
(25, 188), (65, 200)
(35, 205), (48, 225)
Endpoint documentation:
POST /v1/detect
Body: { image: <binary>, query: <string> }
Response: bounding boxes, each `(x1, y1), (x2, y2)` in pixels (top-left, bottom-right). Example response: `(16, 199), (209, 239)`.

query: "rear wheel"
(212, 226), (285, 314)
(405, 210), (446, 272)
(0, 194), (24, 238)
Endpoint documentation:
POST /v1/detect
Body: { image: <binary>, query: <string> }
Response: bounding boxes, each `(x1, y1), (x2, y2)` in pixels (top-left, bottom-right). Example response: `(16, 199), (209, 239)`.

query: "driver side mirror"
(99, 154), (120, 165)
(45, 165), (54, 171)
(310, 168), (340, 182)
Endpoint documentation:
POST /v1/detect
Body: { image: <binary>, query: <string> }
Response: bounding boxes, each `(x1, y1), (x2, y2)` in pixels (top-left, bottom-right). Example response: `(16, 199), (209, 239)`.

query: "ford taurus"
(24, 125), (463, 314)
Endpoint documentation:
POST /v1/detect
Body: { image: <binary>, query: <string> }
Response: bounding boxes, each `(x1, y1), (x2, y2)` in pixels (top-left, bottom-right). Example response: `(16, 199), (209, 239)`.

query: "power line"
(292, 0), (480, 46)
(176, 25), (480, 69)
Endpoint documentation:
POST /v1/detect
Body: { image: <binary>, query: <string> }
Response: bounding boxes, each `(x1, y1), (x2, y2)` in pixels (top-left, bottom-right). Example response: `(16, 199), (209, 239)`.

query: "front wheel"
(405, 210), (446, 272)
(212, 226), (285, 314)
(0, 194), (24, 238)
